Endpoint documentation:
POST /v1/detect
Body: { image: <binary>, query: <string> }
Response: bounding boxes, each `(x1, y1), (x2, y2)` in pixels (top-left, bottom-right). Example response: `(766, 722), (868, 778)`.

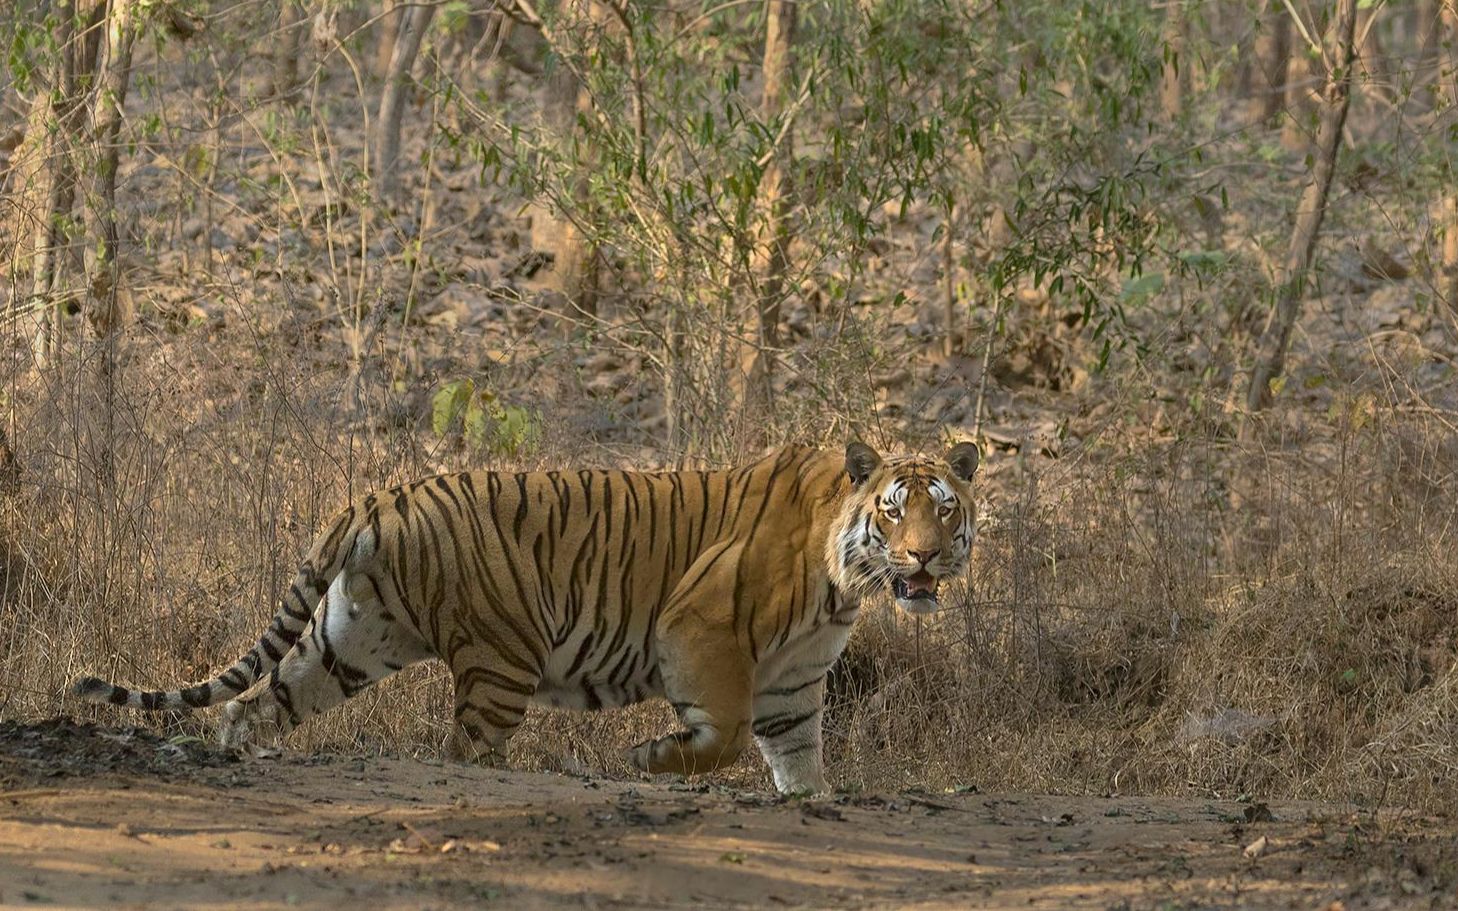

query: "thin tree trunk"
(1418, 0), (1442, 63)
(81, 0), (138, 486)
(374, 0), (402, 78)
(1160, 0), (1186, 121)
(28, 0), (85, 365)
(375, 1), (436, 199)
(527, 0), (603, 327)
(1247, 0), (1359, 415)
(747, 0), (796, 405)
(565, 31), (601, 322)
(86, 0), (137, 342)
(270, 0), (306, 100)
(1281, 31), (1317, 150)
(1355, 7), (1394, 107)
(1249, 0), (1290, 125)
(1440, 1), (1457, 312)
(942, 201), (957, 357)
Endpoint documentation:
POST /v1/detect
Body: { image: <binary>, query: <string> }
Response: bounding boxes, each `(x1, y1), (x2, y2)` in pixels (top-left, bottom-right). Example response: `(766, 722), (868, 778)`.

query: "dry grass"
(2, 319), (1455, 814)
(815, 411), (1458, 811)
(1, 0), (1455, 818)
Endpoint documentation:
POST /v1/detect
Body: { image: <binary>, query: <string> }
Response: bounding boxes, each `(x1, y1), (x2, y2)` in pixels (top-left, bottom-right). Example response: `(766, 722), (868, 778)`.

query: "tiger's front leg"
(752, 673), (830, 796)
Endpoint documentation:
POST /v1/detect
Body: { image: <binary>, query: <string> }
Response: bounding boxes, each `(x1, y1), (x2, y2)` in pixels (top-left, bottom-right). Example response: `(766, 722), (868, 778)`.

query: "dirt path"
(0, 721), (1453, 910)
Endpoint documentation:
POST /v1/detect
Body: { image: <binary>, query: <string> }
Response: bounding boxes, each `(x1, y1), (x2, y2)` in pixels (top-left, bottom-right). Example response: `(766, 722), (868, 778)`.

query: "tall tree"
(1441, 0), (1457, 313)
(1160, 0), (1186, 121)
(375, 2), (437, 199)
(26, 2), (79, 365)
(85, 0), (139, 344)
(516, 0), (603, 325)
(269, 0), (306, 99)
(1247, 0), (1361, 414)
(1281, 28), (1317, 150)
(746, 0), (797, 405)
(1248, 1), (1291, 125)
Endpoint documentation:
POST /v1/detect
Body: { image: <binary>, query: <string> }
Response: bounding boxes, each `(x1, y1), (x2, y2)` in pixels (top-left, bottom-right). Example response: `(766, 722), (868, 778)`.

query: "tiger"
(74, 441), (980, 795)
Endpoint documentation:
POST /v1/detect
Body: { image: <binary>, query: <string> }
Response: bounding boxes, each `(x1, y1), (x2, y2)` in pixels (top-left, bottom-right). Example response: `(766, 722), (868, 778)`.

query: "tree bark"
(526, 0), (603, 327)
(747, 0), (797, 402)
(1281, 29), (1317, 151)
(1354, 6), (1394, 107)
(1417, 0), (1443, 64)
(1440, 1), (1457, 312)
(27, 0), (87, 365)
(375, 1), (436, 199)
(1247, 0), (1359, 415)
(1160, 0), (1186, 121)
(85, 0), (138, 342)
(270, 0), (306, 100)
(374, 0), (402, 78)
(1248, 0), (1290, 125)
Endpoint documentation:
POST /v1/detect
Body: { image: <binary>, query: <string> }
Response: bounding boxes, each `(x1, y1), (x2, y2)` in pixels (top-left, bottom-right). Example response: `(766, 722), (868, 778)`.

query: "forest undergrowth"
(1, 0), (1456, 815)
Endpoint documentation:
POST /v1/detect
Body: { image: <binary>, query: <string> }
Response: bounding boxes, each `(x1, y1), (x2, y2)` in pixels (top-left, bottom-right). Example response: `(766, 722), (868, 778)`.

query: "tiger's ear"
(945, 441), (979, 482)
(845, 441), (882, 487)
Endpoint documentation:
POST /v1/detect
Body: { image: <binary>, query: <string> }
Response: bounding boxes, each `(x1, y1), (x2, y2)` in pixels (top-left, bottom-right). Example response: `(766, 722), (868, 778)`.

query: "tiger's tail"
(72, 508), (363, 711)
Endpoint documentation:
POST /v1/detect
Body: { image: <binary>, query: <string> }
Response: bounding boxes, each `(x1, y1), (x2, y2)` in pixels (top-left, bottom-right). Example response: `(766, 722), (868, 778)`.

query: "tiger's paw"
(627, 738), (655, 773)
(775, 778), (831, 798)
(768, 760), (829, 797)
(219, 698), (285, 751)
(447, 727), (509, 767)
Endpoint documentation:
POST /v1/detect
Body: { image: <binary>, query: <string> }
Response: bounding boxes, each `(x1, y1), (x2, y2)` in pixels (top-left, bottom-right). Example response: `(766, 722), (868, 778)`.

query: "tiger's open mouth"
(891, 570), (940, 614)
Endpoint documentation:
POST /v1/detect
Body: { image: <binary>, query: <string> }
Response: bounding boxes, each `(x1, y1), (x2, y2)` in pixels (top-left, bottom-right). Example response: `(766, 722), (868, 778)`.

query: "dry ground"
(0, 721), (1455, 910)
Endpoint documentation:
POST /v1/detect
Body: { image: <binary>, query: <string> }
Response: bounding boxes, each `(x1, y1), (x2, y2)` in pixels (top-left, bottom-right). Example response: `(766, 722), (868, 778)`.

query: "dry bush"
(813, 402), (1458, 812)
(1, 0), (1456, 819)
(3, 308), (1456, 813)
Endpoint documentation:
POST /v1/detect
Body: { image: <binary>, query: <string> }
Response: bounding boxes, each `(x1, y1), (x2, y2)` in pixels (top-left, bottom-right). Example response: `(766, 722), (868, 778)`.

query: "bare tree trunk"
(270, 0), (306, 99)
(526, 0), (603, 327)
(27, 0), (86, 365)
(86, 0), (137, 342)
(1440, 1), (1458, 312)
(1355, 6), (1394, 108)
(1247, 0), (1359, 415)
(745, 0), (796, 406)
(375, 1), (436, 199)
(564, 40), (601, 322)
(82, 0), (139, 486)
(1281, 31), (1317, 150)
(1249, 0), (1290, 125)
(1160, 0), (1186, 121)
(942, 201), (958, 357)
(1418, 0), (1442, 64)
(375, 0), (402, 78)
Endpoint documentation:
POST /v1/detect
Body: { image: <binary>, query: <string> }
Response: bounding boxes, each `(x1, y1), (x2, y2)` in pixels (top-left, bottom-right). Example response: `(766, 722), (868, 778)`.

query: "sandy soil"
(0, 720), (1454, 910)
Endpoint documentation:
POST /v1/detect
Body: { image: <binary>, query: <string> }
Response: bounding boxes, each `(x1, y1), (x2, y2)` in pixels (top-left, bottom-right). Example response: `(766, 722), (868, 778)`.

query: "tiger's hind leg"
(445, 639), (546, 766)
(629, 544), (753, 778)
(220, 570), (432, 749)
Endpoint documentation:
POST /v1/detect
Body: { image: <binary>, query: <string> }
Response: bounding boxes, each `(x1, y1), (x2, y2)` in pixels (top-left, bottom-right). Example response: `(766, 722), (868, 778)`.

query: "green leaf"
(432, 379), (473, 436)
(1120, 271), (1165, 302)
(463, 402), (490, 450)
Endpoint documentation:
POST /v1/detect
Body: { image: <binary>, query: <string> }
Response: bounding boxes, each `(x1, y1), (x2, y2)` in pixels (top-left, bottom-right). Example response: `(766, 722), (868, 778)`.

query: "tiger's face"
(827, 441), (980, 614)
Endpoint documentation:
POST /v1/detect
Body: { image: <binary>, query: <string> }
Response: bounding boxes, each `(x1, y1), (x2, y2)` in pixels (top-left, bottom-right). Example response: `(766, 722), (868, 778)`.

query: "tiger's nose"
(910, 548), (939, 566)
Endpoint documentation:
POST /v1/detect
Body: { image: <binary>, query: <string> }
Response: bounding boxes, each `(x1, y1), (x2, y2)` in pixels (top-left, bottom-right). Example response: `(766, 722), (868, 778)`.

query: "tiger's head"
(826, 441), (980, 614)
